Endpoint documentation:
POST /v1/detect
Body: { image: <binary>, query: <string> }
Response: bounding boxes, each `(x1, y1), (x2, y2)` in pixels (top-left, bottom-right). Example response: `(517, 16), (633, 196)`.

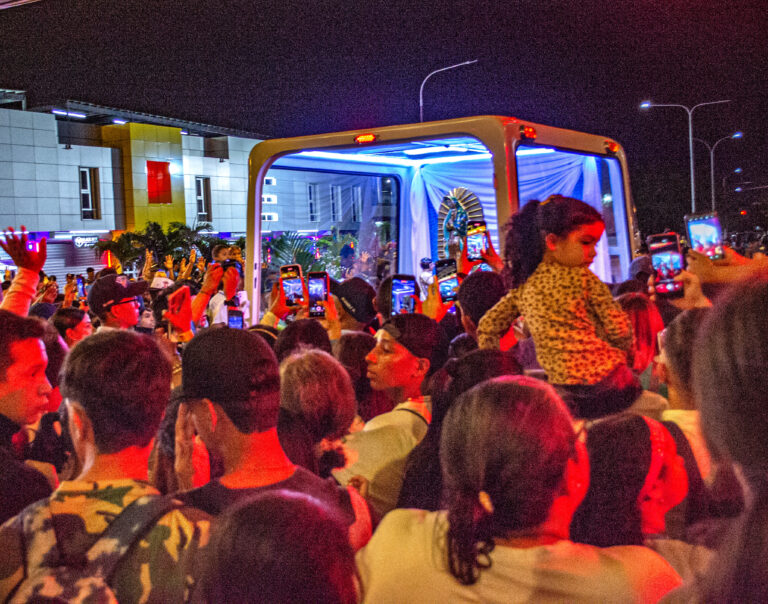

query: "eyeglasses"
(108, 297), (138, 309)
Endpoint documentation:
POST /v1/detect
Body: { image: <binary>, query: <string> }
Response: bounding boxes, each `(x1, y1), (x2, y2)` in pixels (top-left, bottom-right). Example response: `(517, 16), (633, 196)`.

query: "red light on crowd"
(354, 133), (377, 144)
(519, 125), (536, 139)
(604, 141), (620, 154)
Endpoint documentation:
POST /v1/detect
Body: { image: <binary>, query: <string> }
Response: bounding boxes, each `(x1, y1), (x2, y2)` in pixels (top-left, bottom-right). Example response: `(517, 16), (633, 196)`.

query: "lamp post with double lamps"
(419, 60), (478, 123)
(694, 132), (743, 212)
(640, 99), (732, 214)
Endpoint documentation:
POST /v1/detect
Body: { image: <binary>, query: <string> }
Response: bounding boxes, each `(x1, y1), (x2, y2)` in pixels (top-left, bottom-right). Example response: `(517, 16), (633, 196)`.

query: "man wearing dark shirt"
(0, 310), (53, 523)
(176, 328), (357, 527)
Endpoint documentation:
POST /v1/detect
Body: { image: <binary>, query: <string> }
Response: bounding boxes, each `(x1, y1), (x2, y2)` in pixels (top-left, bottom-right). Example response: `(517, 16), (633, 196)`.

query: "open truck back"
(245, 115), (639, 319)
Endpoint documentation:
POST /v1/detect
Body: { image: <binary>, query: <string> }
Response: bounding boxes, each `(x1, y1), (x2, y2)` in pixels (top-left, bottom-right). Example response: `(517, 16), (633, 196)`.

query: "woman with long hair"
(357, 377), (681, 602)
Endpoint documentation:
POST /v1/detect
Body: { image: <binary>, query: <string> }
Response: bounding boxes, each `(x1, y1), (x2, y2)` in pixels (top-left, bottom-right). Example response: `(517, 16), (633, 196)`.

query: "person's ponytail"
(446, 491), (495, 585)
(503, 199), (544, 288)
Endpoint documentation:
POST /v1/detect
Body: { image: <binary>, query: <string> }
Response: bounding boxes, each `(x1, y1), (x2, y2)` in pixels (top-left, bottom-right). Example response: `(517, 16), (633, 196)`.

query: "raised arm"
(477, 288), (520, 349)
(0, 226), (47, 316)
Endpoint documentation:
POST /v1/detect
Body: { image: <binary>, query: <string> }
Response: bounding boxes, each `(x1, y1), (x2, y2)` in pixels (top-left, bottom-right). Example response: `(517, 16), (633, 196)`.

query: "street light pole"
(419, 59), (478, 123)
(640, 99), (732, 214)
(694, 132), (743, 211)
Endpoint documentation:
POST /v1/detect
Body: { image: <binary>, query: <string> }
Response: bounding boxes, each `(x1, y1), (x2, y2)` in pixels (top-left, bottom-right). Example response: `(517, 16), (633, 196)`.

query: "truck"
(244, 115), (640, 319)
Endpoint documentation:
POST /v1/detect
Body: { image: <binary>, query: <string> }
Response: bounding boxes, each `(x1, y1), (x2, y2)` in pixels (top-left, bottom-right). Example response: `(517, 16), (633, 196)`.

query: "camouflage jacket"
(0, 479), (211, 603)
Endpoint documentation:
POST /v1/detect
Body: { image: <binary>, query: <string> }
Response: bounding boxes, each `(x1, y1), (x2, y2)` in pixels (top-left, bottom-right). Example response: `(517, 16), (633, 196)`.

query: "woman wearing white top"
(356, 376), (682, 603)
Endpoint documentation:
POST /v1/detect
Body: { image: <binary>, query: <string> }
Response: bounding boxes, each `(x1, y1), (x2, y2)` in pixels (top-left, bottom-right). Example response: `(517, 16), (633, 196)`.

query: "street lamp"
(640, 99), (732, 213)
(694, 131), (743, 211)
(419, 59), (478, 123)
(723, 167), (743, 194)
(736, 183), (768, 193)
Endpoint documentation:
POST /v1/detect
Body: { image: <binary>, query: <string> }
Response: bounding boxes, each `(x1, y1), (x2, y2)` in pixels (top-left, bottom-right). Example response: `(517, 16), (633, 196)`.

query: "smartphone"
(280, 264), (304, 305)
(307, 271), (329, 318)
(391, 274), (417, 315)
(685, 212), (724, 260)
(227, 308), (244, 329)
(466, 220), (488, 261)
(76, 276), (86, 298)
(647, 233), (684, 298)
(435, 258), (459, 302)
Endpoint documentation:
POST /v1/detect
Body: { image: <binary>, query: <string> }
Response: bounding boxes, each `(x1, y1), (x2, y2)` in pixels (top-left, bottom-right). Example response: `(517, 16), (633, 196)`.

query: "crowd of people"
(1, 194), (768, 602)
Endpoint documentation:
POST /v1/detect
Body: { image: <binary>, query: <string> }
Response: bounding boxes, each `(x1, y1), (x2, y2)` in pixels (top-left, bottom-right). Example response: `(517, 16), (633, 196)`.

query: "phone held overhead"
(280, 264), (304, 305)
(647, 232), (684, 298)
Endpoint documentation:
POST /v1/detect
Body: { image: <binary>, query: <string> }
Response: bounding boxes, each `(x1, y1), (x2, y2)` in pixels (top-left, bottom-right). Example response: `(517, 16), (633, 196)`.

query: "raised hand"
(0, 226), (47, 273)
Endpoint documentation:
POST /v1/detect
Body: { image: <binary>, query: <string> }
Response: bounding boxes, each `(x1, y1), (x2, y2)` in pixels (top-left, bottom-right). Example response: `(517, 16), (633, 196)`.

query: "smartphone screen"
(647, 233), (684, 297)
(435, 259), (459, 302)
(307, 272), (328, 317)
(227, 308), (244, 329)
(280, 264), (304, 305)
(391, 275), (416, 315)
(685, 213), (724, 260)
(466, 221), (488, 261)
(76, 277), (86, 298)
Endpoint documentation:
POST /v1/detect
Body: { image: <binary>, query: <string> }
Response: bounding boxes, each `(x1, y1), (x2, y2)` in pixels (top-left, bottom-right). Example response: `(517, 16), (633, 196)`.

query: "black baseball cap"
(87, 274), (148, 316)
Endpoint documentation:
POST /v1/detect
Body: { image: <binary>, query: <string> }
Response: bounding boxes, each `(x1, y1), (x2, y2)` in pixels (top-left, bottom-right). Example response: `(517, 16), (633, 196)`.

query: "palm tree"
(91, 232), (143, 272)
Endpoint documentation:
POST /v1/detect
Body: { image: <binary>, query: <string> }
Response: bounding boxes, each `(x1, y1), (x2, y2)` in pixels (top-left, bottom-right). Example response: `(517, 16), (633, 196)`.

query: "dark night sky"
(1, 0), (766, 233)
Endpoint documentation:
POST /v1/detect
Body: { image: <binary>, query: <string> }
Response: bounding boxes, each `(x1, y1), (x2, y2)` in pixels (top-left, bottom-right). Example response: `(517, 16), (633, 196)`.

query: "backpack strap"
(18, 499), (60, 571)
(84, 494), (183, 580)
(397, 407), (429, 426)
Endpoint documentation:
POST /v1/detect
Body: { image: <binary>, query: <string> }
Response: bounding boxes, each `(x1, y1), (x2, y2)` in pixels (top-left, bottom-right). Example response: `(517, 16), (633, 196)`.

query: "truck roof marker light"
(604, 141), (620, 154)
(519, 125), (536, 139)
(355, 133), (378, 144)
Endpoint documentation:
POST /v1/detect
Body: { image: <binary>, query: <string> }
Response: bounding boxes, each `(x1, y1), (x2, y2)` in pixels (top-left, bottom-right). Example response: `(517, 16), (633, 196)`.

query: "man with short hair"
(0, 330), (211, 603)
(176, 328), (370, 546)
(333, 313), (446, 516)
(0, 310), (53, 523)
(87, 273), (148, 330)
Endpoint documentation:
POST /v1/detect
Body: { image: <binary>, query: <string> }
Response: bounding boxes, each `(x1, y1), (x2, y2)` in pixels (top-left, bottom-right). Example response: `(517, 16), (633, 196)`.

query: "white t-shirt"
(357, 509), (682, 603)
(333, 397), (431, 517)
(208, 290), (250, 326)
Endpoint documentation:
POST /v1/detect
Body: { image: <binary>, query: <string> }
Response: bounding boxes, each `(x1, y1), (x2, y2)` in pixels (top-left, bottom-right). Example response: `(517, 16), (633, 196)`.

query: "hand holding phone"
(465, 220), (488, 262)
(307, 271), (329, 318)
(435, 258), (459, 302)
(391, 275), (417, 315)
(280, 264), (305, 306)
(647, 233), (684, 298)
(685, 212), (724, 261)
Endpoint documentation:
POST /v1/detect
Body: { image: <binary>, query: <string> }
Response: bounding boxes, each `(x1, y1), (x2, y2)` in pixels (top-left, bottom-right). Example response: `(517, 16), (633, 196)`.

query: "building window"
(262, 212), (279, 222)
(195, 177), (212, 222)
(381, 177), (394, 206)
(352, 186), (362, 222)
(147, 161), (172, 204)
(264, 177), (277, 186)
(79, 167), (100, 220)
(307, 184), (318, 222)
(330, 185), (341, 222)
(262, 194), (278, 204)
